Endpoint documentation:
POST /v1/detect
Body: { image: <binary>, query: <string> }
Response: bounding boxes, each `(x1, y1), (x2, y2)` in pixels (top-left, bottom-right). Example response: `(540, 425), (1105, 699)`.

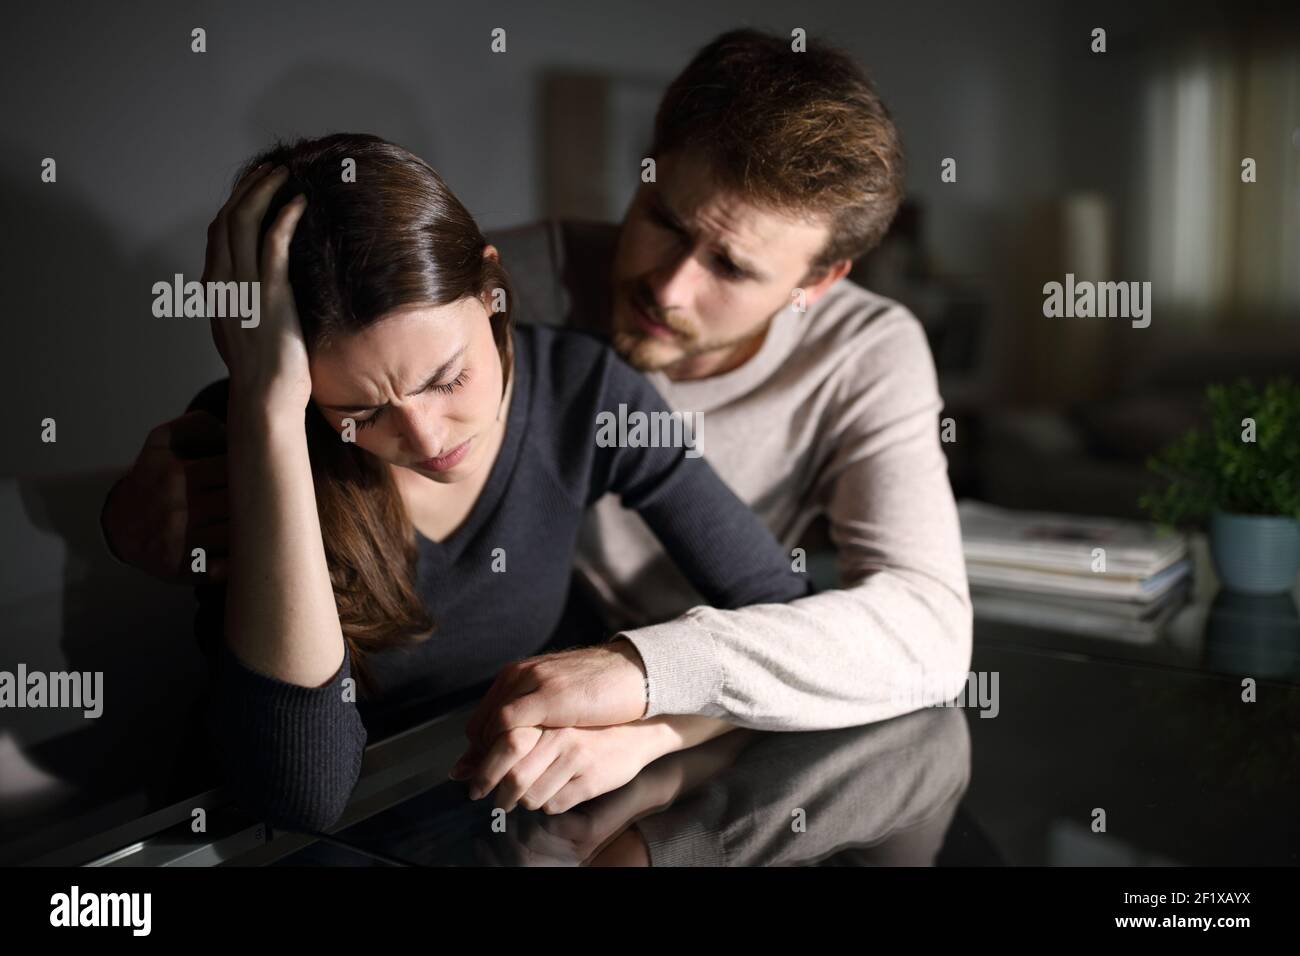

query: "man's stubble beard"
(611, 311), (775, 374)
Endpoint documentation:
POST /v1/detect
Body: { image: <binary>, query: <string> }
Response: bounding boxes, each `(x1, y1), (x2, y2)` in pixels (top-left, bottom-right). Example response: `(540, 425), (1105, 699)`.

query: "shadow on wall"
(0, 144), (215, 856)
(241, 60), (444, 167)
(0, 471), (211, 858)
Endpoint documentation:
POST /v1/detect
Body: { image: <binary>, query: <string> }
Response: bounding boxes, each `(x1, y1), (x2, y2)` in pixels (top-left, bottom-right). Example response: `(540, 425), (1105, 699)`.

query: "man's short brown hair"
(650, 28), (905, 272)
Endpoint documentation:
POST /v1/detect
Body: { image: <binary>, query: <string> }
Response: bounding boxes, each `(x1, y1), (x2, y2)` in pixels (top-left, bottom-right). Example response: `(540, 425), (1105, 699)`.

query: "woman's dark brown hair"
(240, 132), (514, 695)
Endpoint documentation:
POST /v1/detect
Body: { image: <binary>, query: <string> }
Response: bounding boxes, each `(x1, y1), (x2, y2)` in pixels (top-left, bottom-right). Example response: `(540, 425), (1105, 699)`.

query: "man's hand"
(461, 639), (648, 756)
(101, 410), (230, 582)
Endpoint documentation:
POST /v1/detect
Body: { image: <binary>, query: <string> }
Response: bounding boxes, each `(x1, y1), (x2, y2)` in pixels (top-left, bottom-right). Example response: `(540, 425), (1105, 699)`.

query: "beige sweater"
(492, 220), (973, 731)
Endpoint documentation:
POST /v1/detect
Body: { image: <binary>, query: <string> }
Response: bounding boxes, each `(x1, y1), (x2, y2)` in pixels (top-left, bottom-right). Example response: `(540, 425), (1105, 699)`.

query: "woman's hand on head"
(203, 163), (312, 416)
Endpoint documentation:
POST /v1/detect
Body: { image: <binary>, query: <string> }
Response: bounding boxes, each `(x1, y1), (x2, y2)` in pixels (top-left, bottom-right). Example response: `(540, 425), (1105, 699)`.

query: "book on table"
(957, 500), (1193, 636)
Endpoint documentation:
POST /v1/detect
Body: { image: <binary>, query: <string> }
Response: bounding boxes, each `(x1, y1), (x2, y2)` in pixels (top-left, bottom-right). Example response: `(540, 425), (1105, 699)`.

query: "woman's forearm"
(640, 714), (740, 763)
(224, 397), (345, 686)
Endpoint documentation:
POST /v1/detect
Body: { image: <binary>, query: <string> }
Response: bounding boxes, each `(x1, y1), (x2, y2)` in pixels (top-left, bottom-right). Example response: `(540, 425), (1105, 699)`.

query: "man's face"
(609, 150), (836, 378)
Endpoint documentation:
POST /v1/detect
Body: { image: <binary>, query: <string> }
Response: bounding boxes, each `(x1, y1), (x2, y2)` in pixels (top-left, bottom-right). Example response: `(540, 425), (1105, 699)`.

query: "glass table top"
(7, 532), (1296, 867)
(280, 611), (1299, 866)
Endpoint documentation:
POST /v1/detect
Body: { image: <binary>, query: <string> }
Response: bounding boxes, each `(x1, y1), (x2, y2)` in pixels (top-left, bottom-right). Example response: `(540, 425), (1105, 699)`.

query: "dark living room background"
(0, 0), (1296, 858)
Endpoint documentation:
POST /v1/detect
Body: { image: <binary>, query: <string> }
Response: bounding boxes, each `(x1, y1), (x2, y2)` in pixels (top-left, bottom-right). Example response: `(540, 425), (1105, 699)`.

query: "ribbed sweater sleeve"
(195, 580), (367, 833)
(186, 379), (366, 833)
(214, 644), (365, 832)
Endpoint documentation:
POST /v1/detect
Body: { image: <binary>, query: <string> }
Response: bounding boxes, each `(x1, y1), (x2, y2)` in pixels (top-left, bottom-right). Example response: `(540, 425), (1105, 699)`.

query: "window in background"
(1141, 37), (1300, 327)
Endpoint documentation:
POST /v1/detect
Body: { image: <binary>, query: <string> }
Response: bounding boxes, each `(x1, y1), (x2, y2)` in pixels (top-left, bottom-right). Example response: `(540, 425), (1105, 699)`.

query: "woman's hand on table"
(460, 721), (750, 865)
(453, 720), (670, 815)
(453, 712), (741, 815)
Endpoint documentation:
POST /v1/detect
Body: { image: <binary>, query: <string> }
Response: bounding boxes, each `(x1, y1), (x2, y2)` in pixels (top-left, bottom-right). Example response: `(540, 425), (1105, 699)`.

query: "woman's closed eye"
(429, 367), (470, 396)
(352, 368), (472, 430)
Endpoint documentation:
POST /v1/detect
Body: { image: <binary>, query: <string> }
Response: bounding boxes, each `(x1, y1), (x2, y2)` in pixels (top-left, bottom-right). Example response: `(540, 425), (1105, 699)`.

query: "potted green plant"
(1140, 377), (1300, 595)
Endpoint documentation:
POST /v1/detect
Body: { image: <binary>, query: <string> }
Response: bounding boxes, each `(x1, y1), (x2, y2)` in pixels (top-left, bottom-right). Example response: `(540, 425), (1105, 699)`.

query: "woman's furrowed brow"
(410, 344), (468, 395)
(320, 344), (467, 412)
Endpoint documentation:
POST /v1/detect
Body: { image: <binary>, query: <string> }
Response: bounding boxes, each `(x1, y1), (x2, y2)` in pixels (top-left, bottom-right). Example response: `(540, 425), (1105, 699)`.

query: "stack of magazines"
(957, 500), (1193, 641)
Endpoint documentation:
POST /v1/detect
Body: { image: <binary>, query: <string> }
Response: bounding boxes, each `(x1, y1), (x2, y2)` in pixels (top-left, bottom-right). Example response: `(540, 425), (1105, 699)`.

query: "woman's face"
(308, 293), (506, 484)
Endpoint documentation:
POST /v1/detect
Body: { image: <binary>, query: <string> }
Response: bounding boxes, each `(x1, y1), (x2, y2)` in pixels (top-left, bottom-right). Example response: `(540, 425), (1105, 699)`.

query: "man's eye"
(712, 255), (743, 279)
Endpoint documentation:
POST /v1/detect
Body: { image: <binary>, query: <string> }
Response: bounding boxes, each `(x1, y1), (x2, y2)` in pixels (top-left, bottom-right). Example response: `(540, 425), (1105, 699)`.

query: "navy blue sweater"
(191, 324), (811, 831)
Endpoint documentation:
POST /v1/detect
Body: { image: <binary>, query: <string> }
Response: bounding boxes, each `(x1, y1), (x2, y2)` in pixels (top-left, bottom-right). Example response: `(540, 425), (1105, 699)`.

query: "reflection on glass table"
(279, 706), (973, 867)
